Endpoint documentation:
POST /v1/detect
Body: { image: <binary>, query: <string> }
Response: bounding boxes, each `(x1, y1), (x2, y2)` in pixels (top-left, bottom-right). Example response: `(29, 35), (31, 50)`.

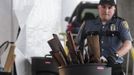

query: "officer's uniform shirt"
(77, 17), (132, 58)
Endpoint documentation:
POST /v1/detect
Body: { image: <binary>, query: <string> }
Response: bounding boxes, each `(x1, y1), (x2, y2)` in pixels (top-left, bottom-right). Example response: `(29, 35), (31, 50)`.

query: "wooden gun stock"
(52, 34), (67, 57)
(50, 51), (66, 66)
(87, 35), (101, 63)
(48, 34), (69, 66)
(66, 31), (84, 64)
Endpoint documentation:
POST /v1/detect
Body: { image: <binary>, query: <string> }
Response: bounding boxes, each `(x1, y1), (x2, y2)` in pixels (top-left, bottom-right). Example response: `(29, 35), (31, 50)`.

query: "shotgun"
(87, 32), (101, 63)
(66, 31), (84, 64)
(48, 34), (69, 66)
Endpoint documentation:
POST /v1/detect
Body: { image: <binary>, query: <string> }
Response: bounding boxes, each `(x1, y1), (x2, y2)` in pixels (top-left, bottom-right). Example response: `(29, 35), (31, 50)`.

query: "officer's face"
(98, 4), (116, 22)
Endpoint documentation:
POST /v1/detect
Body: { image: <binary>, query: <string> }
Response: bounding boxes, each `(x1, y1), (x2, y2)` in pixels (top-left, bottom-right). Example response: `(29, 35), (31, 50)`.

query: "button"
(112, 34), (114, 36)
(101, 41), (104, 44)
(102, 26), (105, 28)
(102, 49), (104, 51)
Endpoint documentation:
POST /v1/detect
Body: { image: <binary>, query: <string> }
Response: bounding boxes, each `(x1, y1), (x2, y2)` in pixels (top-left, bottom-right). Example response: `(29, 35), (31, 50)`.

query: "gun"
(87, 32), (101, 63)
(52, 34), (68, 62)
(48, 34), (69, 66)
(66, 31), (84, 64)
(50, 51), (67, 66)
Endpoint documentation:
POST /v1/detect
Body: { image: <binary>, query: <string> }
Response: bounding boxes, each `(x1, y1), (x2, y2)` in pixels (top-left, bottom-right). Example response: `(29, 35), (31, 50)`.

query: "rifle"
(87, 31), (101, 63)
(48, 34), (69, 66)
(66, 31), (84, 64)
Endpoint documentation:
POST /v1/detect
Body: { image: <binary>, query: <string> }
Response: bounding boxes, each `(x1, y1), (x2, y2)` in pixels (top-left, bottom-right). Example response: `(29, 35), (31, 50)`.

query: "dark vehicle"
(65, 1), (98, 36)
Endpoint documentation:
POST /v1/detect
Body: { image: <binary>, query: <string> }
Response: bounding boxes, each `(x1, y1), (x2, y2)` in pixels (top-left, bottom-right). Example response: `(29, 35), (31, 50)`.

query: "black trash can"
(0, 72), (11, 75)
(31, 55), (59, 75)
(59, 63), (111, 75)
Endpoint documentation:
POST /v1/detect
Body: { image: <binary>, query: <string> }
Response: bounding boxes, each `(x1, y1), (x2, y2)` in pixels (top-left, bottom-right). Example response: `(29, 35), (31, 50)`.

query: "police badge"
(110, 24), (116, 31)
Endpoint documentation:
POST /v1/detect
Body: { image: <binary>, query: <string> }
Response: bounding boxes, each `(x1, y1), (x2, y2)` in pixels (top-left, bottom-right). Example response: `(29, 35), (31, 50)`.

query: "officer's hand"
(107, 53), (124, 66)
(100, 56), (107, 63)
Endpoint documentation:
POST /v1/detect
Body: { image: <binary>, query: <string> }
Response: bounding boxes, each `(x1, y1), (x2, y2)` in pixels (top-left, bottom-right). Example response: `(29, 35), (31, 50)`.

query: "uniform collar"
(95, 17), (116, 26)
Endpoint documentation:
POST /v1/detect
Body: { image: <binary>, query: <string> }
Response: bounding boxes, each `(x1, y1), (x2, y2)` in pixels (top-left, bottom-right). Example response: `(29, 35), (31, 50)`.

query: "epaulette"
(114, 16), (125, 21)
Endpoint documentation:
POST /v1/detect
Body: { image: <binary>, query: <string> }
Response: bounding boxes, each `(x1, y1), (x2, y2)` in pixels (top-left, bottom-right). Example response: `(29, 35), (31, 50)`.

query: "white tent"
(0, 0), (99, 75)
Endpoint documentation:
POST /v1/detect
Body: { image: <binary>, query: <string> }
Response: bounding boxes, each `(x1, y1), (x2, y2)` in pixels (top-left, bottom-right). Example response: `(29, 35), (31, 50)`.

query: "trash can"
(59, 63), (111, 75)
(0, 72), (11, 75)
(31, 55), (59, 75)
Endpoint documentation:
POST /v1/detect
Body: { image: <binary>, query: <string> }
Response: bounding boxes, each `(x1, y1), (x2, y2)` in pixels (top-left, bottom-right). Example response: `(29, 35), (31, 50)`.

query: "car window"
(81, 8), (98, 20)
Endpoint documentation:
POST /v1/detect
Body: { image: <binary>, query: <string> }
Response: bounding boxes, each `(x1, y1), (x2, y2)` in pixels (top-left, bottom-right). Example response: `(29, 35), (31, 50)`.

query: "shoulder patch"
(115, 16), (125, 21)
(122, 21), (129, 30)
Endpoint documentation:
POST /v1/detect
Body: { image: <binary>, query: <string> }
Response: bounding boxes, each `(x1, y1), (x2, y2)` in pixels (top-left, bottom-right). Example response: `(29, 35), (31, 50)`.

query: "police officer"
(76, 0), (132, 75)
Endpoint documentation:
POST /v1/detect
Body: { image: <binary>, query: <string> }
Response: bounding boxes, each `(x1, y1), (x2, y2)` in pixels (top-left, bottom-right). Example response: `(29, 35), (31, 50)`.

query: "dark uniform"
(76, 16), (132, 75)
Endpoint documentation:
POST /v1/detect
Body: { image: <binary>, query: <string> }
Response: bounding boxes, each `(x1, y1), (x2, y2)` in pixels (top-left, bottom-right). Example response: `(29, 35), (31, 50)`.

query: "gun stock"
(87, 34), (101, 63)
(50, 51), (67, 66)
(48, 35), (69, 66)
(66, 31), (84, 64)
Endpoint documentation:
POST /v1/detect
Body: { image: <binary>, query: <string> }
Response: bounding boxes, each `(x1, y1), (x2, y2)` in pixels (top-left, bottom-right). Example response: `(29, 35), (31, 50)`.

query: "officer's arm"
(116, 40), (132, 57)
(116, 20), (133, 57)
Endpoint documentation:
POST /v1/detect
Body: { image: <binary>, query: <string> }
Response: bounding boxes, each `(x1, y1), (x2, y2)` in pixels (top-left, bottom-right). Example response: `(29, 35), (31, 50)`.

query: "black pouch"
(112, 64), (124, 75)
